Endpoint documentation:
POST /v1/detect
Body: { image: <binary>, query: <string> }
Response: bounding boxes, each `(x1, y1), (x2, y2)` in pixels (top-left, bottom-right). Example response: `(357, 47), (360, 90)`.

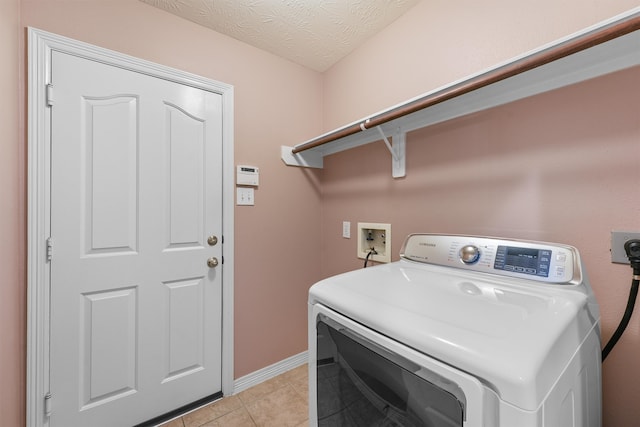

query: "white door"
(49, 50), (223, 427)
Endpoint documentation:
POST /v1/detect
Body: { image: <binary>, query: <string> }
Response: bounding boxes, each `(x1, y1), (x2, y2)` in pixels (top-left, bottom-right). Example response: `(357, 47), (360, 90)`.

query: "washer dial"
(459, 245), (481, 264)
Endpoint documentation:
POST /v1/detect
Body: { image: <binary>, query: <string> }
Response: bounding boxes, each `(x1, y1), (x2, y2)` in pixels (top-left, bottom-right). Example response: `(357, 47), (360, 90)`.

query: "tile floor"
(159, 364), (309, 427)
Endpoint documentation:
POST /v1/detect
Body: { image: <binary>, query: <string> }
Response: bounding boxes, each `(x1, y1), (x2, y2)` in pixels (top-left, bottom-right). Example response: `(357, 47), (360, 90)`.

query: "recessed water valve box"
(357, 222), (391, 263)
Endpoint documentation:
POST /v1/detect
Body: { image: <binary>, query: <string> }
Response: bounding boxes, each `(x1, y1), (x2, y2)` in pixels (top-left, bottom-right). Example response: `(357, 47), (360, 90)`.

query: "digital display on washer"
(494, 246), (551, 277)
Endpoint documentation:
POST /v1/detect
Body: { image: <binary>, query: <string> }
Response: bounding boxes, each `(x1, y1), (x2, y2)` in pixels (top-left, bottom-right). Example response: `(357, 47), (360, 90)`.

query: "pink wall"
(19, 0), (325, 376)
(0, 0), (25, 425)
(323, 69), (640, 425)
(4, 1), (324, 425)
(323, 0), (640, 129)
(320, 2), (640, 425)
(2, 0), (639, 425)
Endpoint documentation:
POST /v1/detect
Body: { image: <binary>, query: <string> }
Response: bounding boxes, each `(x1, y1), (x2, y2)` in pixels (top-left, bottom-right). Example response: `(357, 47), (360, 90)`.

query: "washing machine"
(308, 234), (601, 427)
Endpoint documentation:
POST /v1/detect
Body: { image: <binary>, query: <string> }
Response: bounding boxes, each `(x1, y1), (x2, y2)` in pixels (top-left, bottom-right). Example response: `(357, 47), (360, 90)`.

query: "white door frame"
(26, 28), (235, 427)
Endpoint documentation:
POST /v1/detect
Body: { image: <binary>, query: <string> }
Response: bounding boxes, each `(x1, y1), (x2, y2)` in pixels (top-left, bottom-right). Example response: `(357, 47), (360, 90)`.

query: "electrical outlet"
(611, 230), (640, 263)
(357, 222), (391, 263)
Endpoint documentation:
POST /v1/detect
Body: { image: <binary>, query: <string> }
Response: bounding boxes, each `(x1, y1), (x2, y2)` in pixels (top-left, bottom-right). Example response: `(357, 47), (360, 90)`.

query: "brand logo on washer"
(419, 242), (437, 247)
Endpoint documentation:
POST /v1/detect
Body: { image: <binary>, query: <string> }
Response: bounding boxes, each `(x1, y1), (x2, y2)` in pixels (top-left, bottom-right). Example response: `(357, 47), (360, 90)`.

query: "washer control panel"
(400, 234), (581, 284)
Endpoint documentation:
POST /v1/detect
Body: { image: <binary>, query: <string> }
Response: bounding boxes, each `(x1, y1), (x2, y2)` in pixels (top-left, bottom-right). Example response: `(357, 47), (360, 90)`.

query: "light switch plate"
(237, 187), (254, 206)
(342, 221), (351, 238)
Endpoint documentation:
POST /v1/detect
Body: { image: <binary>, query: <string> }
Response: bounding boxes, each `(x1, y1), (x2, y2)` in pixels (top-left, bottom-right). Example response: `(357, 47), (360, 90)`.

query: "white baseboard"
(233, 351), (308, 394)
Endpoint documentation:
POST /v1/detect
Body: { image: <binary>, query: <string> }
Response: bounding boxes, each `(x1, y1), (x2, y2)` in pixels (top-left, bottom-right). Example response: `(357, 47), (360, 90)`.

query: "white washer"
(308, 234), (601, 427)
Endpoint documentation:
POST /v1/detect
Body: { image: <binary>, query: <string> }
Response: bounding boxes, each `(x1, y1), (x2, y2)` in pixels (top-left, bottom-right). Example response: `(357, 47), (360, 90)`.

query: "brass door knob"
(207, 257), (219, 268)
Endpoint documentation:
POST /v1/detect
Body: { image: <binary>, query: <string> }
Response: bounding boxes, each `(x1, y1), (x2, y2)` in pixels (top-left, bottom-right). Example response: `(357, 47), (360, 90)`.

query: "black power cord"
(602, 239), (640, 362)
(364, 248), (377, 268)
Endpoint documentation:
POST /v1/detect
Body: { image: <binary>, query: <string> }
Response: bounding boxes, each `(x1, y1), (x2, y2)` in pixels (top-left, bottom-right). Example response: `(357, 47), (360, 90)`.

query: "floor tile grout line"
(165, 365), (309, 427)
(239, 379), (308, 427)
(239, 396), (259, 427)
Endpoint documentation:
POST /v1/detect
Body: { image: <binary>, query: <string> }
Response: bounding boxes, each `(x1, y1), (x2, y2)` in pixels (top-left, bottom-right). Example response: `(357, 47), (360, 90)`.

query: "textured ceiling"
(140, 0), (420, 72)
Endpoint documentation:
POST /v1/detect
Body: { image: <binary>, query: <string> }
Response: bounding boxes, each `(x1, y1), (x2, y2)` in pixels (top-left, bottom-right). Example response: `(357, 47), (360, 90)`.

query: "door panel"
(166, 104), (205, 247)
(50, 50), (223, 427)
(83, 95), (139, 254)
(164, 278), (205, 380)
(81, 287), (138, 407)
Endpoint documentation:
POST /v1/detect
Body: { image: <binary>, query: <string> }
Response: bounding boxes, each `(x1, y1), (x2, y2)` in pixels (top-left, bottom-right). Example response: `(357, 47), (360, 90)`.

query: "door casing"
(26, 27), (235, 427)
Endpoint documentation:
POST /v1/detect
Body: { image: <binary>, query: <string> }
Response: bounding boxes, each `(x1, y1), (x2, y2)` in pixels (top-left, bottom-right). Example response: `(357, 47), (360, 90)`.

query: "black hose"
(364, 249), (377, 268)
(602, 278), (639, 362)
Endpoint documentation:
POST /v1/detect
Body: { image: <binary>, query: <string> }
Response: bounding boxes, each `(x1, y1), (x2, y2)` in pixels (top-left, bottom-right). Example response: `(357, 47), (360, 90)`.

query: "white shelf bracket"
(376, 126), (406, 178)
(281, 146), (323, 168)
(376, 125), (398, 162)
(392, 129), (406, 178)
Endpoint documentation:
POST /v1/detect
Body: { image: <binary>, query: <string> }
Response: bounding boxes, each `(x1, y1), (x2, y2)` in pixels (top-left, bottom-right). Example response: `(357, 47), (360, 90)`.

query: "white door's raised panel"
(163, 278), (205, 382)
(83, 96), (139, 256)
(166, 104), (205, 249)
(81, 287), (138, 409)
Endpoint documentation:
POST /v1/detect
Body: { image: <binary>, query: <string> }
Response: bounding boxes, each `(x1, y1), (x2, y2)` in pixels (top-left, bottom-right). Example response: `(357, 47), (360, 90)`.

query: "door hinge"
(44, 392), (52, 417)
(46, 84), (54, 107)
(46, 237), (53, 262)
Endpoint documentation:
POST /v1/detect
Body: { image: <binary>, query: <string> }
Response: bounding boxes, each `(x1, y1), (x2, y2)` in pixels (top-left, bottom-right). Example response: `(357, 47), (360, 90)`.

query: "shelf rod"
(291, 12), (640, 155)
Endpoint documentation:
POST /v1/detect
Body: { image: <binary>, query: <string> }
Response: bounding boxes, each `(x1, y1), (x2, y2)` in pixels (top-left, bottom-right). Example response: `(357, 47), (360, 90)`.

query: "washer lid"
(309, 260), (599, 411)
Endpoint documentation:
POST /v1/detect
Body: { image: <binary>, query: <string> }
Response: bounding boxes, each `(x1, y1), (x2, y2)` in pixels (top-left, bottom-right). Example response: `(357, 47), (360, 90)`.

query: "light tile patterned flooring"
(160, 364), (309, 427)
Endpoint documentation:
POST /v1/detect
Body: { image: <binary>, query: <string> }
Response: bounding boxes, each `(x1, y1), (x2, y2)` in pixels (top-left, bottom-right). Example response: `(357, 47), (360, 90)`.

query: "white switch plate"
(342, 221), (351, 238)
(237, 187), (255, 206)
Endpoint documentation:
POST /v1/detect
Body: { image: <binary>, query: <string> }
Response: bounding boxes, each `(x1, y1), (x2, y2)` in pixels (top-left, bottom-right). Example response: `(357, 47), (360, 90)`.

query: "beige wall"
(0, 0), (24, 425)
(320, 1), (640, 425)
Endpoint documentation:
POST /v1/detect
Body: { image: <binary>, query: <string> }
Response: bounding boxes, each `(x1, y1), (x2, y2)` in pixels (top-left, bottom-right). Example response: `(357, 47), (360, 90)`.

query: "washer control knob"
(459, 245), (480, 264)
